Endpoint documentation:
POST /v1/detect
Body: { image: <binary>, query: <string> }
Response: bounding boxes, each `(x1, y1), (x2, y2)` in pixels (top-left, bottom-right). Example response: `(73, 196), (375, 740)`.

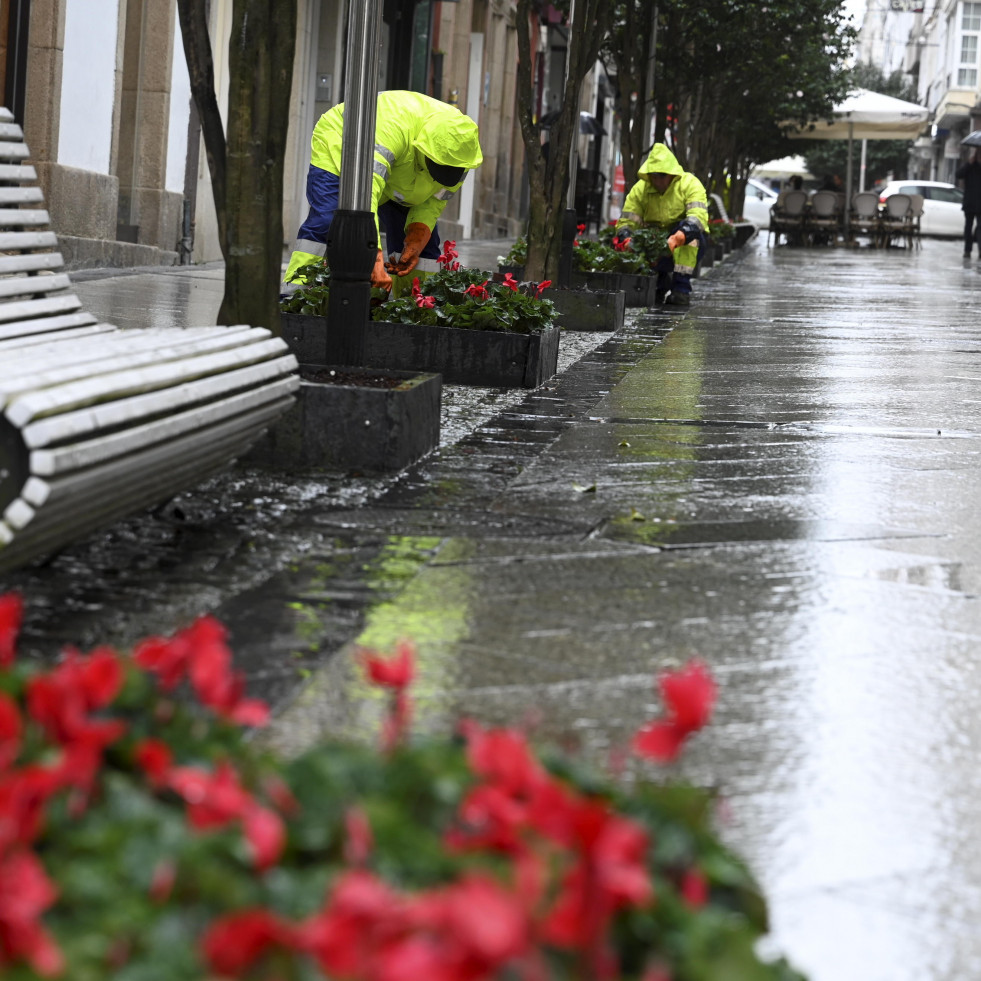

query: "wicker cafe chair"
(878, 193), (913, 249)
(804, 190), (842, 245)
(767, 189), (808, 246)
(848, 191), (881, 246)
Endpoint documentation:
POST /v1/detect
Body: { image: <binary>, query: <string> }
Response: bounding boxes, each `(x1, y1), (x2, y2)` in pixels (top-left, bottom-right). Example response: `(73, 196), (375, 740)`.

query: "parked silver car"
(878, 180), (964, 237)
(740, 177), (779, 229)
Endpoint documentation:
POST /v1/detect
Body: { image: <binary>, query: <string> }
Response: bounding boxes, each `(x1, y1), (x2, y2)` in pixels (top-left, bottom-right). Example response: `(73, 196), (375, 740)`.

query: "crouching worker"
(616, 144), (708, 307)
(284, 90), (483, 294)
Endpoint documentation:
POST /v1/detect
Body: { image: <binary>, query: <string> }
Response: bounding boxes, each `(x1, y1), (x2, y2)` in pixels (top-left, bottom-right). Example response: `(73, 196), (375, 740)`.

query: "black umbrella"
(962, 130), (981, 147)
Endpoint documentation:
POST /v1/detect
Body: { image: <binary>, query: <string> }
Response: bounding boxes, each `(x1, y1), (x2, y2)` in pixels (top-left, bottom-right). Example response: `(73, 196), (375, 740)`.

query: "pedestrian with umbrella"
(957, 131), (981, 258)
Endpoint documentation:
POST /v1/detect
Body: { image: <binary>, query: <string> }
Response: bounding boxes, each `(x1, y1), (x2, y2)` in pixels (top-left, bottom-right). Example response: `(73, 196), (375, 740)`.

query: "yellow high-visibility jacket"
(616, 144), (709, 235)
(286, 91), (483, 281)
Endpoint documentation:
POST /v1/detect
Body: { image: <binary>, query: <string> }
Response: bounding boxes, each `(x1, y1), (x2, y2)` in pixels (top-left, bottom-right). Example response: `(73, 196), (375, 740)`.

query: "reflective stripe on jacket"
(309, 90), (483, 247)
(616, 144), (709, 235)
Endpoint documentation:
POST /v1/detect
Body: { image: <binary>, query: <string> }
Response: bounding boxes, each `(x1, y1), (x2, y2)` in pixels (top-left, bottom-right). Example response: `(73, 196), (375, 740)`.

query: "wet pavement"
(7, 234), (981, 980)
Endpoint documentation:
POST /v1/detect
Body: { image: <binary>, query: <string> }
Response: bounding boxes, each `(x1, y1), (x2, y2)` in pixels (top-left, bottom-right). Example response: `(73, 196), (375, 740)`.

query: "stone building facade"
(0, 0), (613, 269)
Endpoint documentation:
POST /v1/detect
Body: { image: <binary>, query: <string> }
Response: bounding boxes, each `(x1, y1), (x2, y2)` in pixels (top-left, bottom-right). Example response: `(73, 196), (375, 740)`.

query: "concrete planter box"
(570, 271), (656, 307)
(282, 314), (560, 389)
(245, 366), (441, 473)
(548, 286), (625, 332)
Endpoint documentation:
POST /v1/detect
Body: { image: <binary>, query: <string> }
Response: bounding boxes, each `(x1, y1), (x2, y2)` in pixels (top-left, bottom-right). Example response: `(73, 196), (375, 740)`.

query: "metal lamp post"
(557, 0), (579, 287)
(325, 0), (383, 363)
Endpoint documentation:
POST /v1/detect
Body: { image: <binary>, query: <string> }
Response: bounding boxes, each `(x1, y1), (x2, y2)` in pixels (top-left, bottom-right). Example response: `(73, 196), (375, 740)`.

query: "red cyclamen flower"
(534, 279), (552, 299)
(202, 908), (296, 978)
(361, 643), (416, 750)
(0, 849), (64, 977)
(633, 659), (716, 763)
(168, 761), (285, 870)
(360, 641), (415, 689)
(577, 223), (586, 233)
(0, 593), (23, 668)
(502, 273), (520, 292)
(134, 616), (269, 727)
(465, 280), (490, 300)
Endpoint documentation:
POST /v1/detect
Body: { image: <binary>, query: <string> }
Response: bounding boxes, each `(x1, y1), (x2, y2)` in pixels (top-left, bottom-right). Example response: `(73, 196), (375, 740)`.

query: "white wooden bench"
(0, 108), (299, 574)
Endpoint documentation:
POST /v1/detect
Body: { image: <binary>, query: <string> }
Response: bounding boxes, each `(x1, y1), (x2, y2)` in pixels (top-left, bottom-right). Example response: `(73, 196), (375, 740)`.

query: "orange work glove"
(391, 222), (432, 277)
(667, 230), (687, 252)
(371, 249), (392, 291)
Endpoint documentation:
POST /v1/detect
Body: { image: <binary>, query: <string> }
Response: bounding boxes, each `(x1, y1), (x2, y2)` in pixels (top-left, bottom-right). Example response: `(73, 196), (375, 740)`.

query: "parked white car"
(740, 178), (779, 229)
(877, 180), (964, 238)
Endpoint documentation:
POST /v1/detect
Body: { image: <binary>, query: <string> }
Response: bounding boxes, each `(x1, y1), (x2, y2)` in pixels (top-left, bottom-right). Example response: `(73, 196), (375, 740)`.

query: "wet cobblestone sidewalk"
(6, 234), (981, 980)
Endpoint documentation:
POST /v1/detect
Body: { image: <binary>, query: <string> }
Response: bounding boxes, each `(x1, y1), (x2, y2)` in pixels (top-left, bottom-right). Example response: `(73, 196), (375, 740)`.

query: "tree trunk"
(606, 0), (655, 189)
(515, 0), (613, 282)
(176, 0), (227, 254)
(176, 0), (296, 334)
(220, 0), (297, 330)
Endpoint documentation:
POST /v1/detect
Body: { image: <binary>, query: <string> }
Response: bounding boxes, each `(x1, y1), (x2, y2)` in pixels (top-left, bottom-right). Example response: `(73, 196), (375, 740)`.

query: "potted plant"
(707, 218), (736, 255)
(282, 243), (561, 388)
(497, 235), (527, 277)
(496, 228), (625, 331)
(570, 226), (669, 307)
(0, 591), (809, 981)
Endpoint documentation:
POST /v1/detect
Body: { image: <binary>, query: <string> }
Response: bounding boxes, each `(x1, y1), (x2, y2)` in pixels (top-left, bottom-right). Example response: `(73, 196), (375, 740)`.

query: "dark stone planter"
(733, 221), (755, 248)
(570, 271), (656, 307)
(547, 287), (625, 332)
(245, 366), (441, 473)
(498, 264), (525, 277)
(282, 314), (560, 389)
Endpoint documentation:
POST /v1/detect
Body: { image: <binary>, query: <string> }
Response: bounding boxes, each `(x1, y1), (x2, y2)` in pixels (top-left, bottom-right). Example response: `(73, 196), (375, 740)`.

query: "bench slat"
(0, 311), (99, 341)
(20, 354), (298, 446)
(0, 272), (71, 300)
(0, 108), (14, 124)
(0, 292), (81, 325)
(10, 339), (290, 427)
(0, 187), (44, 205)
(0, 209), (49, 227)
(0, 142), (31, 161)
(0, 252), (63, 274)
(0, 122), (23, 141)
(31, 377), (298, 476)
(0, 229), (58, 250)
(0, 164), (38, 183)
(1, 326), (275, 400)
(2, 325), (265, 372)
(0, 324), (115, 348)
(6, 398), (292, 539)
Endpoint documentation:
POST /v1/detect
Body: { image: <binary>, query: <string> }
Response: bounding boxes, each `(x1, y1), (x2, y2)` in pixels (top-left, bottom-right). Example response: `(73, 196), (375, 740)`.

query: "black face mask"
(425, 158), (466, 187)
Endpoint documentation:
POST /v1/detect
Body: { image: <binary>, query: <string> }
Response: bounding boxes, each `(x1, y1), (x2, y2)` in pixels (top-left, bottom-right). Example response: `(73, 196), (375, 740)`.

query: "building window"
(959, 2), (981, 88)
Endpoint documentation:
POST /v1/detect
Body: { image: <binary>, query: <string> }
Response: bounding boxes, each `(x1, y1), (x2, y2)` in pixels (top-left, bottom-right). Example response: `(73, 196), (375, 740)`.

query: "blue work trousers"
(296, 165), (442, 260)
(653, 220), (706, 295)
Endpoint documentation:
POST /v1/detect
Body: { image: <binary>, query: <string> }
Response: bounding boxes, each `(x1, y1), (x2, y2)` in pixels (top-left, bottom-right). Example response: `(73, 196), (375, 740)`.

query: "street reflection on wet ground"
(6, 236), (981, 979)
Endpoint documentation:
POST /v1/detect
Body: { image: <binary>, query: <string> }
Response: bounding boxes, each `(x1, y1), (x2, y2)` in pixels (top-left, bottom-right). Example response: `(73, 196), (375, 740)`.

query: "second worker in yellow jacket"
(616, 144), (708, 307)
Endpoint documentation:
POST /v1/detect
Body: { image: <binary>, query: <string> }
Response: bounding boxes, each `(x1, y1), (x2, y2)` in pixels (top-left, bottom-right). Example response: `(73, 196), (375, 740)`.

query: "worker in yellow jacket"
(284, 90), (483, 291)
(616, 144), (708, 307)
